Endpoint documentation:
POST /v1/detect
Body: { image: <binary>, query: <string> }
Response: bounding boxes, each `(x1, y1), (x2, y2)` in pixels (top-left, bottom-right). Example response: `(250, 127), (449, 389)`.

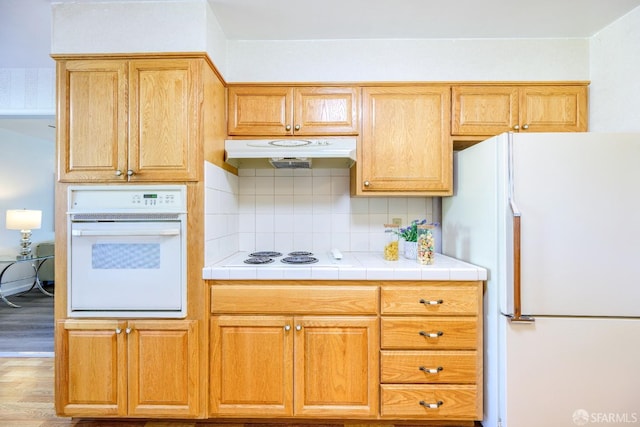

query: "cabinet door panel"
(210, 316), (294, 416)
(129, 59), (200, 181)
(294, 316), (378, 417)
(451, 86), (519, 135)
(294, 87), (359, 135)
(127, 320), (199, 417)
(520, 86), (588, 132)
(55, 320), (127, 416)
(57, 60), (128, 182)
(227, 86), (293, 135)
(360, 86), (451, 195)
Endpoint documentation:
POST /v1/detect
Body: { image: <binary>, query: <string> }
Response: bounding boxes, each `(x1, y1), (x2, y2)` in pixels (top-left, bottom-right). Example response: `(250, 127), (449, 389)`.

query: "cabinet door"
(127, 320), (199, 417)
(128, 59), (200, 181)
(519, 85), (588, 132)
(57, 60), (128, 182)
(55, 319), (127, 416)
(210, 315), (294, 416)
(293, 87), (359, 135)
(294, 316), (379, 417)
(227, 86), (293, 136)
(360, 86), (452, 195)
(451, 86), (519, 135)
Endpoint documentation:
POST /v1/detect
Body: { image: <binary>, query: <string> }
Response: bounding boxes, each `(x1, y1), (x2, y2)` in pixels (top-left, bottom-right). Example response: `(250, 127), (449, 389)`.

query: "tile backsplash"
(204, 161), (437, 266)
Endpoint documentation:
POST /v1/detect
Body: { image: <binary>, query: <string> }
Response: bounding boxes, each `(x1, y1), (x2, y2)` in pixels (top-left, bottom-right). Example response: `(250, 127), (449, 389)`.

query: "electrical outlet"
(392, 218), (402, 226)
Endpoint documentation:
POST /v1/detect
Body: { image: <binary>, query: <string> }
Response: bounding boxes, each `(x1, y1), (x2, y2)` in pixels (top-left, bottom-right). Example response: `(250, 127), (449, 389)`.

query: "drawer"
(381, 284), (480, 315)
(381, 317), (478, 350)
(380, 384), (480, 419)
(380, 350), (477, 384)
(211, 285), (378, 314)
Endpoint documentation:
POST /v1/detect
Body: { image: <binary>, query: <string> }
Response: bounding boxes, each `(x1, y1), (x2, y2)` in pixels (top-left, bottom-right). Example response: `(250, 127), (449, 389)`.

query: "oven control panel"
(68, 185), (187, 212)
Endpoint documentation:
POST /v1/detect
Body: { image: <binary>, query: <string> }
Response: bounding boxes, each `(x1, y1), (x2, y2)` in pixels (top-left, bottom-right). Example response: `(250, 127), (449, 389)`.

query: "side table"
(0, 255), (54, 308)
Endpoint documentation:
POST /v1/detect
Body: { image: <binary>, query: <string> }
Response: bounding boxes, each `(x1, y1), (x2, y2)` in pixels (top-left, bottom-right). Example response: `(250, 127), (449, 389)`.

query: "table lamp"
(6, 209), (42, 260)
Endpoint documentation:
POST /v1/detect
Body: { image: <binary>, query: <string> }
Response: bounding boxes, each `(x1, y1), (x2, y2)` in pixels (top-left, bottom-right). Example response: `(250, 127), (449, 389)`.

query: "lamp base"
(17, 230), (33, 260)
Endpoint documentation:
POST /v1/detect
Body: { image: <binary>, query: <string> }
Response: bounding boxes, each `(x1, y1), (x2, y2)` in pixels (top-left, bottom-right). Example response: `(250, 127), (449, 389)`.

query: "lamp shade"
(6, 209), (42, 230)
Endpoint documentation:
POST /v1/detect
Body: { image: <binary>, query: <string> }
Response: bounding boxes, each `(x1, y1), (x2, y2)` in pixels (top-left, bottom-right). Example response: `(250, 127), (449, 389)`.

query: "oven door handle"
(71, 229), (181, 237)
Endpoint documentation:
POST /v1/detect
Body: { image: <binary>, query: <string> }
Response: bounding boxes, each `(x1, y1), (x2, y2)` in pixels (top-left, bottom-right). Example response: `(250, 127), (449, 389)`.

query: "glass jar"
(417, 224), (435, 265)
(383, 224), (399, 261)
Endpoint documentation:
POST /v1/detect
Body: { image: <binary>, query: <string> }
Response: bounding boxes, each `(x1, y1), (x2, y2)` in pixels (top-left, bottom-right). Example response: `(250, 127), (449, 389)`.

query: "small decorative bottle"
(383, 224), (399, 261)
(417, 224), (435, 265)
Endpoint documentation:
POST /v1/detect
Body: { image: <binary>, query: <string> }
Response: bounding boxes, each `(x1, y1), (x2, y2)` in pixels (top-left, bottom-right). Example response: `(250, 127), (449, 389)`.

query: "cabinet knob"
(294, 124), (301, 131)
(419, 400), (444, 409)
(419, 330), (444, 338)
(115, 328), (122, 334)
(115, 170), (123, 177)
(295, 325), (302, 331)
(125, 327), (132, 334)
(513, 124), (520, 131)
(284, 324), (291, 331)
(127, 169), (134, 177)
(285, 124), (292, 131)
(364, 181), (370, 187)
(522, 124), (529, 130)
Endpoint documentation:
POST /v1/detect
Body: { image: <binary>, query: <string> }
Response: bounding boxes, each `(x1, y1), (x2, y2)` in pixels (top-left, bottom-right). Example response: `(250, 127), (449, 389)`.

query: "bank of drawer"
(381, 317), (477, 349)
(380, 350), (477, 384)
(381, 284), (479, 315)
(380, 384), (479, 419)
(211, 285), (378, 314)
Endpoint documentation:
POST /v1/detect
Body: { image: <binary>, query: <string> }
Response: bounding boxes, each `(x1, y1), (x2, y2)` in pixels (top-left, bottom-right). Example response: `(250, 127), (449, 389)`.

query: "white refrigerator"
(442, 132), (640, 427)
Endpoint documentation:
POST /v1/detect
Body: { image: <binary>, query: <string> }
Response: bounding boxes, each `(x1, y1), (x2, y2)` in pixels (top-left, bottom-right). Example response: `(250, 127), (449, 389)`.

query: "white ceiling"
(208, 0), (640, 40)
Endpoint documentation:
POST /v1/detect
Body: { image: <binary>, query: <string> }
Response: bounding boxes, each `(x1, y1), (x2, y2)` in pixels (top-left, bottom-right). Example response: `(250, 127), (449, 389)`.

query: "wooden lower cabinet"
(55, 319), (199, 418)
(379, 282), (483, 421)
(210, 314), (379, 418)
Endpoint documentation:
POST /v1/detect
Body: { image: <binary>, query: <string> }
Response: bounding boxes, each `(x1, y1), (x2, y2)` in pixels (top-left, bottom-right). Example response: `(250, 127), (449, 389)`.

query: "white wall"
(589, 6), (640, 131)
(226, 38), (590, 83)
(51, 0), (229, 76)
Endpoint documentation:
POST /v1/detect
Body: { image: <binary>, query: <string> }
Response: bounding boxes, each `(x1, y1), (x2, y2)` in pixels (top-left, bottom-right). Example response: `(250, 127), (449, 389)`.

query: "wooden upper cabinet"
(519, 85), (588, 132)
(357, 86), (452, 196)
(57, 59), (128, 182)
(451, 84), (588, 136)
(128, 59), (200, 182)
(57, 57), (201, 182)
(227, 86), (359, 136)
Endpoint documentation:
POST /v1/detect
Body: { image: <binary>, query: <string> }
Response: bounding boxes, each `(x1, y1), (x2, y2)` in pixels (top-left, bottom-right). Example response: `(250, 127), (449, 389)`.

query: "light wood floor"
(0, 357), (480, 427)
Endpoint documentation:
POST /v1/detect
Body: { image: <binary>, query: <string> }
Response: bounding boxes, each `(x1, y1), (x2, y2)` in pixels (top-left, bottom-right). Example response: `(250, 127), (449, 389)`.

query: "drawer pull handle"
(420, 298), (443, 305)
(419, 330), (444, 338)
(419, 366), (443, 374)
(419, 400), (444, 409)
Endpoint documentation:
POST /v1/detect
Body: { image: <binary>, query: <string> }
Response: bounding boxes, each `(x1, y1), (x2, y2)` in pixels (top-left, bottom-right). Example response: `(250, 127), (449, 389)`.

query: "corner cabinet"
(227, 85), (360, 136)
(451, 84), (588, 148)
(355, 86), (452, 196)
(55, 319), (199, 418)
(209, 284), (379, 418)
(56, 58), (201, 182)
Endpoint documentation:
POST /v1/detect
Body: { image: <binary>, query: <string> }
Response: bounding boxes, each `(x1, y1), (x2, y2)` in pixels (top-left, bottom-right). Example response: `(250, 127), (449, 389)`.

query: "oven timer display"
(131, 193), (175, 205)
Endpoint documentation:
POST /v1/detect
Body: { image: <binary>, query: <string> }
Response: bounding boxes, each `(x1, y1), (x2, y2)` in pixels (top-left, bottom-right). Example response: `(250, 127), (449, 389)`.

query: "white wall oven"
(67, 185), (187, 318)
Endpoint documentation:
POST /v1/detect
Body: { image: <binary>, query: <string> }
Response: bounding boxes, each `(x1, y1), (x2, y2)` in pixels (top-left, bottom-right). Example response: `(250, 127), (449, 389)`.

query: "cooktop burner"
(250, 251), (283, 257)
(288, 251), (313, 256)
(243, 256), (275, 265)
(281, 255), (318, 264)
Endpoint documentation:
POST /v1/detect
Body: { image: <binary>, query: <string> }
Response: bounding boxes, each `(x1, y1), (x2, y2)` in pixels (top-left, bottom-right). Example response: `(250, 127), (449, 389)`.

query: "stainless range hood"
(224, 138), (357, 169)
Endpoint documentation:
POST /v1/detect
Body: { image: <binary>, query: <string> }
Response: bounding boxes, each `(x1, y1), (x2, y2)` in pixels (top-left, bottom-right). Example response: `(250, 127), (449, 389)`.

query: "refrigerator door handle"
(507, 133), (535, 323)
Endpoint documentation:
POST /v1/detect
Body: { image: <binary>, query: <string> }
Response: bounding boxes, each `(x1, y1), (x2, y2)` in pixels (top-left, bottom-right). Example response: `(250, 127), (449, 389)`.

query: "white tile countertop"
(202, 252), (487, 281)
